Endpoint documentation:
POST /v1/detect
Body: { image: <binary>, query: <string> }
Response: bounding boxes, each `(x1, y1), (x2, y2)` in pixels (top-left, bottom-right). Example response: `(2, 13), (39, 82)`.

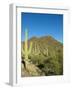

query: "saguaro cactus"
(22, 28), (32, 60)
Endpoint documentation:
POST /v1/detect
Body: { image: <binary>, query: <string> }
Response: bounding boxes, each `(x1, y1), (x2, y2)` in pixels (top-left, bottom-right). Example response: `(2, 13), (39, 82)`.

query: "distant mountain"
(21, 36), (63, 76)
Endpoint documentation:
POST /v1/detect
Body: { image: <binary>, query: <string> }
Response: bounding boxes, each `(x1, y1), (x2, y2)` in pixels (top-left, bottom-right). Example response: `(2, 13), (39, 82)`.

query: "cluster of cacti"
(33, 43), (40, 55)
(22, 28), (32, 60)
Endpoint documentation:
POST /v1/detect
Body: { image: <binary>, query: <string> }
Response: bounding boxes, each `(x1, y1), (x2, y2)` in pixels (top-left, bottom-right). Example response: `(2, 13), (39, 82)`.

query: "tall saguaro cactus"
(22, 28), (32, 60)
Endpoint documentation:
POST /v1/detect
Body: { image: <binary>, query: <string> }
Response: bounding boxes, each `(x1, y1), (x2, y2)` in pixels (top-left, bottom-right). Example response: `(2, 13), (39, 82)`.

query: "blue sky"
(21, 12), (63, 43)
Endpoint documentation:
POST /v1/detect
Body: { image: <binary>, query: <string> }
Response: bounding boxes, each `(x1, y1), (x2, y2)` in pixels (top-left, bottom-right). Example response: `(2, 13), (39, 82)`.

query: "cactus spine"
(22, 28), (32, 60)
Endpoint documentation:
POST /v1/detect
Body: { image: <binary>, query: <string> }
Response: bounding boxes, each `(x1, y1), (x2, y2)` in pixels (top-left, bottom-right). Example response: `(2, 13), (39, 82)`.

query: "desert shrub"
(37, 64), (44, 69)
(31, 54), (45, 65)
(40, 54), (63, 75)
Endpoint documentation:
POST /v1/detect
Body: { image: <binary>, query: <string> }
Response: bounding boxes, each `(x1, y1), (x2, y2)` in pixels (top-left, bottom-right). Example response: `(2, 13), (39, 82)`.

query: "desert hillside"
(21, 36), (63, 77)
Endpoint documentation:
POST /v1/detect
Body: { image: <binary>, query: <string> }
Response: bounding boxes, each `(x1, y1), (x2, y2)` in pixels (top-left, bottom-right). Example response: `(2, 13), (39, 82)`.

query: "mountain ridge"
(22, 35), (63, 45)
